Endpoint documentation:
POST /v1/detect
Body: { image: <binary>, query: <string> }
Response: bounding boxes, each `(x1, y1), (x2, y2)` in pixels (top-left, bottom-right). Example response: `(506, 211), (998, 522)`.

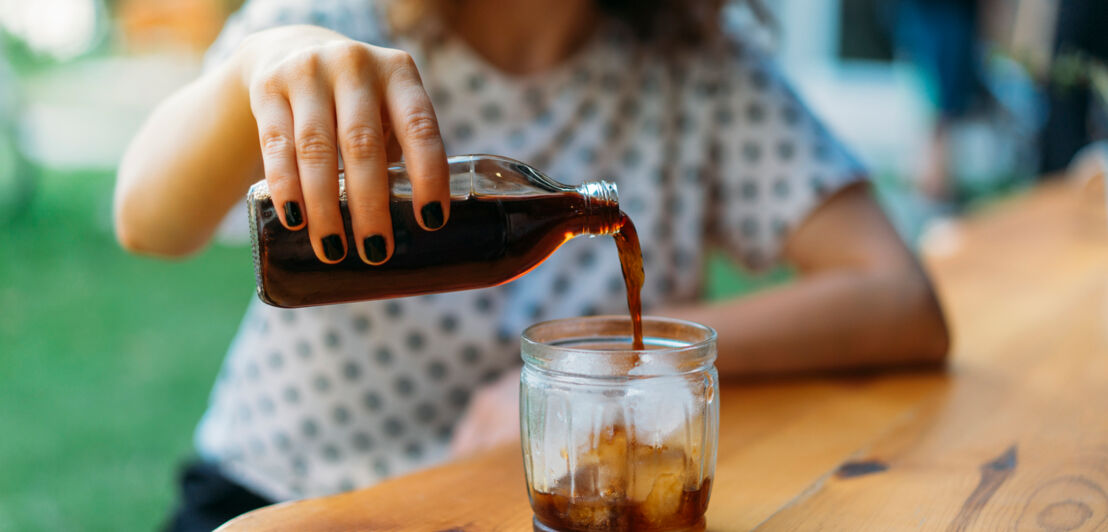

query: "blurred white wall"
(770, 0), (932, 180)
(20, 54), (201, 170)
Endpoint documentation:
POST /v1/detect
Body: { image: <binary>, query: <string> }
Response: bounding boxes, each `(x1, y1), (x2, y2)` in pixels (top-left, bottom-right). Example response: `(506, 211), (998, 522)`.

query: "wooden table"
(220, 180), (1108, 531)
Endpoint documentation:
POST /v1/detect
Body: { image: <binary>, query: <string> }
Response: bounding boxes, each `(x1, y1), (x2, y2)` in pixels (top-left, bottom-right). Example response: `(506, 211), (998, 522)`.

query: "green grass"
(0, 167), (786, 531)
(0, 169), (254, 531)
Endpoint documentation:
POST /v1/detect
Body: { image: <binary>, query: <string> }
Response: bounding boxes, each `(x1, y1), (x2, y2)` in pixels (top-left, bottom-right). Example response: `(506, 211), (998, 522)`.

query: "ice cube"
(641, 472), (684, 525)
(625, 377), (696, 444)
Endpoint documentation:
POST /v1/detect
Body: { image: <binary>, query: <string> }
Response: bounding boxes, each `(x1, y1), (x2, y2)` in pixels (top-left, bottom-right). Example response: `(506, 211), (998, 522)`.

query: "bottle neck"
(576, 180), (621, 236)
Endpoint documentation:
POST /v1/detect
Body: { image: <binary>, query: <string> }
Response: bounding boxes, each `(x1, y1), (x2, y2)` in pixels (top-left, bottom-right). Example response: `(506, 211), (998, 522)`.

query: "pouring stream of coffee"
(613, 213), (644, 350)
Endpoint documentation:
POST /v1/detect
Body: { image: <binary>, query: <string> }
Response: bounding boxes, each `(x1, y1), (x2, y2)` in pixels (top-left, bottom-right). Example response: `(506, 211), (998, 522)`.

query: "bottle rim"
(521, 315), (718, 378)
(576, 180), (621, 236)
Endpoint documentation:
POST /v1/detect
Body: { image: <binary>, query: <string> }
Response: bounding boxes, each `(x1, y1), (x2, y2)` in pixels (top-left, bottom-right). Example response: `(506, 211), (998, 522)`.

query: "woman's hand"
(450, 368), (521, 458)
(236, 25), (450, 264)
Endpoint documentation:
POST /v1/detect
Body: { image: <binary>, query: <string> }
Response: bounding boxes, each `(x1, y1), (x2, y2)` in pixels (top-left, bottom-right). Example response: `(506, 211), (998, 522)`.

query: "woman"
(114, 0), (949, 529)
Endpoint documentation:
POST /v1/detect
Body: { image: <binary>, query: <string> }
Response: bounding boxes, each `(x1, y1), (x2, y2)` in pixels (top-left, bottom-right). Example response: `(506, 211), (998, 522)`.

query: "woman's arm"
(114, 49), (258, 257)
(665, 184), (950, 376)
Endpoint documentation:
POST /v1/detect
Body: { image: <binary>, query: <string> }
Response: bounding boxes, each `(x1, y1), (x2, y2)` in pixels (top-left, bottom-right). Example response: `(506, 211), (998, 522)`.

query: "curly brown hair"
(388, 0), (768, 47)
(595, 0), (725, 45)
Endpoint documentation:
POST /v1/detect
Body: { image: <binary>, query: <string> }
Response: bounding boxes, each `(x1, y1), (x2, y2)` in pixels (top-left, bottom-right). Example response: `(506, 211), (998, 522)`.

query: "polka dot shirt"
(196, 0), (866, 501)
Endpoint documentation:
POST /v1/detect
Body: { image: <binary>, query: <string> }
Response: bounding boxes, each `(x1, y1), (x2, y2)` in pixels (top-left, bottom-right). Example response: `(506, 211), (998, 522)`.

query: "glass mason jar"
(520, 316), (719, 532)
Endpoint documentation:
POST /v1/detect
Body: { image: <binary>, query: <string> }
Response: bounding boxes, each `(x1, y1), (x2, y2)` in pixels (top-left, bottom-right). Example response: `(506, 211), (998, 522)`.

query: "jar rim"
(521, 315), (717, 378)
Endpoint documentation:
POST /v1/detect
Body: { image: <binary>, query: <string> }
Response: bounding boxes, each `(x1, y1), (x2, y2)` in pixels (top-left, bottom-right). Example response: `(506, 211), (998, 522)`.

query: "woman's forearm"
(664, 267), (949, 377)
(114, 51), (260, 257)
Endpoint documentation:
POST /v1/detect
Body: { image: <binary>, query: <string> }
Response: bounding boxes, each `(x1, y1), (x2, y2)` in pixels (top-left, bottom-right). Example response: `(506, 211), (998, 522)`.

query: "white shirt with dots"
(196, 0), (866, 501)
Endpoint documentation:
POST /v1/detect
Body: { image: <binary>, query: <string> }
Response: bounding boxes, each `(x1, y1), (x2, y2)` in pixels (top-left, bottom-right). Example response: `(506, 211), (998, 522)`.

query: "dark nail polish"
(321, 234), (345, 261)
(421, 201), (444, 229)
(283, 202), (303, 227)
(364, 234), (387, 263)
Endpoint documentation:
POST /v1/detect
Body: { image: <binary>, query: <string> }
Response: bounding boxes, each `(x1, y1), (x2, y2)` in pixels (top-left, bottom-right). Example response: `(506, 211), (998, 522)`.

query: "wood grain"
(755, 181), (1108, 531)
(219, 179), (1108, 531)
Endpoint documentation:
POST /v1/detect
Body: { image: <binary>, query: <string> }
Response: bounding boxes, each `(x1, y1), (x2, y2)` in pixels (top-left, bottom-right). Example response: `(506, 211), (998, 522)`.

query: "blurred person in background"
(895, 0), (988, 201)
(114, 0), (949, 530)
(1039, 0), (1108, 175)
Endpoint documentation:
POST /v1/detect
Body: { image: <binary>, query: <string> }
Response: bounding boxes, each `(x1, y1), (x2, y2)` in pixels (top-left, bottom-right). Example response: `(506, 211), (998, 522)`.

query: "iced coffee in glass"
(520, 316), (719, 531)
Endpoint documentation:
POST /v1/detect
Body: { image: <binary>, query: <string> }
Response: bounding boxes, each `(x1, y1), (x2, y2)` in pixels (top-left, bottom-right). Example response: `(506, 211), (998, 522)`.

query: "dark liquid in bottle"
(254, 192), (601, 307)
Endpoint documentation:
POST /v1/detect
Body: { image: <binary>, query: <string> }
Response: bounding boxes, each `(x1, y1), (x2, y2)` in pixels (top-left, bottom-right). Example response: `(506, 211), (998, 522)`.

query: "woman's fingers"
(251, 83), (306, 231)
(248, 44), (450, 266)
(335, 54), (393, 265)
(449, 407), (481, 458)
(449, 369), (522, 458)
(289, 66), (346, 264)
(379, 51), (450, 231)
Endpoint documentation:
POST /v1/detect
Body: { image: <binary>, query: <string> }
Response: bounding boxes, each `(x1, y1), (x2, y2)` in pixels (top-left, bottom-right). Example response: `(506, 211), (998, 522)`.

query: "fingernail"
(321, 234), (345, 261)
(284, 201), (303, 227)
(363, 234), (387, 264)
(421, 201), (444, 230)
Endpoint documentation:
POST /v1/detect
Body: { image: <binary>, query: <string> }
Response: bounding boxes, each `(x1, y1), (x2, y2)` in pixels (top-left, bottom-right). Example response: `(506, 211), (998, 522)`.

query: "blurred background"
(0, 0), (1104, 530)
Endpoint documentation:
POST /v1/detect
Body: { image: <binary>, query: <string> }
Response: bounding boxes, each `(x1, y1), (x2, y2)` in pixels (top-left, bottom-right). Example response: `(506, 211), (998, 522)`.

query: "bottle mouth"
(577, 180), (621, 236)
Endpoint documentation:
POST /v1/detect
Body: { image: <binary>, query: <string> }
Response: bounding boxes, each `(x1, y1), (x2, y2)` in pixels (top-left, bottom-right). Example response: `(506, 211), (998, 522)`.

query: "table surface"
(219, 179), (1108, 531)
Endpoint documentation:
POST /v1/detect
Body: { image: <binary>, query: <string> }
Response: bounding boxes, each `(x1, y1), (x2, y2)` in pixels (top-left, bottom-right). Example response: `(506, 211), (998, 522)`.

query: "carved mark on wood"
(946, 444), (1018, 532)
(835, 460), (889, 479)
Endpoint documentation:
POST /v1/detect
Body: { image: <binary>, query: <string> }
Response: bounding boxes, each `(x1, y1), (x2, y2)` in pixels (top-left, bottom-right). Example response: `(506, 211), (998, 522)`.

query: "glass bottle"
(248, 154), (621, 308)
